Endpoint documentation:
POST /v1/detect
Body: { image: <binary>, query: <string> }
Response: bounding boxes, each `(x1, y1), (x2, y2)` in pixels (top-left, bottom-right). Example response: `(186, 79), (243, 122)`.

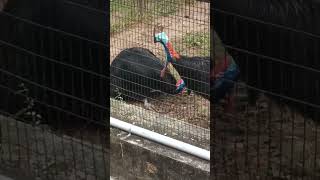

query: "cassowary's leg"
(164, 61), (189, 95)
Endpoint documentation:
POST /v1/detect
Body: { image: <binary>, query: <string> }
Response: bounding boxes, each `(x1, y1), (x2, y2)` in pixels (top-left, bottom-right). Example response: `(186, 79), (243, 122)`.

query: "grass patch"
(156, 0), (179, 17)
(175, 32), (210, 57)
(110, 0), (140, 33)
(111, 0), (195, 34)
(183, 32), (210, 49)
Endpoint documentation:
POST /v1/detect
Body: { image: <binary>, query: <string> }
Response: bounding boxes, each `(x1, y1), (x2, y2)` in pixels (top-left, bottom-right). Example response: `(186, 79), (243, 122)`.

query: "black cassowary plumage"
(172, 55), (210, 98)
(110, 47), (210, 101)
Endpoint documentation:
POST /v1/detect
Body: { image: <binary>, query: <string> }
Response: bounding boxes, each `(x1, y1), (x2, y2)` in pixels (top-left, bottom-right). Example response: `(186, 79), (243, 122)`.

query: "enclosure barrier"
(111, 117), (210, 161)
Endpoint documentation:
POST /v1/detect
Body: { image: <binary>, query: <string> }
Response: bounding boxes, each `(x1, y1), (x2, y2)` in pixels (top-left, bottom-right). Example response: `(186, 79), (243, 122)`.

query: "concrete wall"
(110, 128), (210, 180)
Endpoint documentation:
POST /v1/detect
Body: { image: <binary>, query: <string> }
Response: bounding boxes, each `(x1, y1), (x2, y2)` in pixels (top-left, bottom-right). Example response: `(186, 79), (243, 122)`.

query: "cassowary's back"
(173, 56), (210, 98)
(110, 47), (176, 101)
(110, 48), (211, 101)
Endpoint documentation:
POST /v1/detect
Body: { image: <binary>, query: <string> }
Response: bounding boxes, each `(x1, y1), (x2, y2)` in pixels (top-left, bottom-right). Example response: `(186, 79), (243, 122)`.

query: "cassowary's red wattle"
(166, 42), (180, 60)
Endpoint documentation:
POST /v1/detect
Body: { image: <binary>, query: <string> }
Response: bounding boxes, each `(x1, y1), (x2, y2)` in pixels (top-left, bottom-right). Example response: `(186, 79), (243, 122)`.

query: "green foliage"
(111, 0), (193, 34)
(180, 32), (210, 56)
(183, 32), (209, 48)
(155, 0), (179, 17)
(111, 0), (140, 33)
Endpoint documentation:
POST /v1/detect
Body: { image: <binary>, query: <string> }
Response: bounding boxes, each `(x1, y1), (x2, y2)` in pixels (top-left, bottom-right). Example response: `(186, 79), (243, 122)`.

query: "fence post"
(137, 0), (147, 21)
(0, 123), (1, 147)
(185, 0), (192, 18)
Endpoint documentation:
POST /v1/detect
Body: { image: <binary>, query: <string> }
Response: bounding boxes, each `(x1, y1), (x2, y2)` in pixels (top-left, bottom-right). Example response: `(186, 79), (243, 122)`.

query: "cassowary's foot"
(179, 88), (192, 96)
(175, 79), (190, 95)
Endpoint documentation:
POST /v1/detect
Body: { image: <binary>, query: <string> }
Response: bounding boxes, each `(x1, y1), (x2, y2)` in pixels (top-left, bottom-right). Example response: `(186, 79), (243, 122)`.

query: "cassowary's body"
(214, 0), (320, 118)
(110, 47), (209, 101)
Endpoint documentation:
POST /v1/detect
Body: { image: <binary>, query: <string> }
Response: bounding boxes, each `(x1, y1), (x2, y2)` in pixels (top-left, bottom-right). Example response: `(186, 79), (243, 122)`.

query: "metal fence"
(110, 0), (210, 149)
(213, 1), (320, 179)
(0, 1), (108, 179)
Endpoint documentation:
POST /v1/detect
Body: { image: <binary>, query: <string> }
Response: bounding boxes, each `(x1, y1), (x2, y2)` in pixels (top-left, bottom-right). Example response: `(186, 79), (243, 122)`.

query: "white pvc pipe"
(110, 117), (210, 161)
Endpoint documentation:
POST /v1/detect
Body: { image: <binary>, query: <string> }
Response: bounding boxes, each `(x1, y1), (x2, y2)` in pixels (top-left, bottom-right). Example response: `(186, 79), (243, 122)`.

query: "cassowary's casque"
(110, 47), (209, 101)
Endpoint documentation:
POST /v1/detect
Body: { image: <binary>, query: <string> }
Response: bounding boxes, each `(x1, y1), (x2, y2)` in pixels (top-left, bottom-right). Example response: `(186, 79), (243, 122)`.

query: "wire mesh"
(110, 0), (210, 150)
(0, 0), (108, 179)
(212, 1), (320, 179)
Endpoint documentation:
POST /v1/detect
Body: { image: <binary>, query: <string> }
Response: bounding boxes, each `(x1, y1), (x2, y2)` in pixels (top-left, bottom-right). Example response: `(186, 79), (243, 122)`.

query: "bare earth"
(110, 1), (210, 63)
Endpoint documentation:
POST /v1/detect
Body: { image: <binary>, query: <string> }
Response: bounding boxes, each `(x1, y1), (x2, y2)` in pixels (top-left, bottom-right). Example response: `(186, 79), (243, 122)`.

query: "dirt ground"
(110, 1), (210, 129)
(110, 1), (210, 62)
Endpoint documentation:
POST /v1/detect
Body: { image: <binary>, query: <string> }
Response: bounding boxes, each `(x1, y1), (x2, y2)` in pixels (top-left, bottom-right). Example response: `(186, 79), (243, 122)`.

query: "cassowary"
(214, 0), (320, 118)
(154, 25), (239, 112)
(110, 47), (209, 102)
(211, 43), (240, 112)
(152, 25), (239, 111)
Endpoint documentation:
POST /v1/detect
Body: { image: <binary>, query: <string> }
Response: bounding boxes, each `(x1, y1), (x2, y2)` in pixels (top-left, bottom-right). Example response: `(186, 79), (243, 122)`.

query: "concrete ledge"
(110, 128), (210, 180)
(111, 98), (210, 150)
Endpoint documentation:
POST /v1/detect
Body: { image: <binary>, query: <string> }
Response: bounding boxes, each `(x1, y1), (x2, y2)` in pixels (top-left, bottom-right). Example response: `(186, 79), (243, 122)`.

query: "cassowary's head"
(153, 24), (165, 43)
(153, 24), (164, 35)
